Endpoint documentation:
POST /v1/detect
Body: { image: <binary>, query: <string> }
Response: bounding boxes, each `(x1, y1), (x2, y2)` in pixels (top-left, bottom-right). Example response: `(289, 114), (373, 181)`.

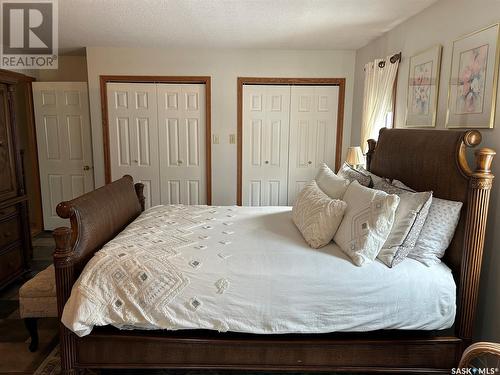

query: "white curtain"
(360, 56), (399, 152)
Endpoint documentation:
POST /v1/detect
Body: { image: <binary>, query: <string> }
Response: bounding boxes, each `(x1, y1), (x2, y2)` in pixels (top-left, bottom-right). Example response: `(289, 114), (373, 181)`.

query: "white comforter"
(62, 205), (456, 337)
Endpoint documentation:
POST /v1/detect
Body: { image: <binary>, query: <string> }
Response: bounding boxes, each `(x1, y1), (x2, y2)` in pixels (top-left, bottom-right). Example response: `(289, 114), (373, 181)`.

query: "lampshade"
(346, 146), (364, 166)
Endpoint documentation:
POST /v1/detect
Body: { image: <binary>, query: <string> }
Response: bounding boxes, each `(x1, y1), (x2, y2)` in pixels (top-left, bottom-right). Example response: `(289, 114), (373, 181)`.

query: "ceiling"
(59, 0), (438, 54)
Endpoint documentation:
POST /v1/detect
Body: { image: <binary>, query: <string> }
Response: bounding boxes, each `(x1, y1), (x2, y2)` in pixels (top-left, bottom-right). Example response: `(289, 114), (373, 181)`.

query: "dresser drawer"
(0, 214), (20, 248)
(0, 246), (23, 284)
(0, 206), (16, 219)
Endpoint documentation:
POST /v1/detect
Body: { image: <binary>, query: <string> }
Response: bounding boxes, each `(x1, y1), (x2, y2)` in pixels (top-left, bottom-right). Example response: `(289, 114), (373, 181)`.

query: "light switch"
(213, 135), (219, 144)
(229, 134), (236, 144)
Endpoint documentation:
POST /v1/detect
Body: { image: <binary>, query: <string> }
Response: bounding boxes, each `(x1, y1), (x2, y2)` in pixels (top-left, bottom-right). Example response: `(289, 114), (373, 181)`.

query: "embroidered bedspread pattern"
(62, 205), (457, 337)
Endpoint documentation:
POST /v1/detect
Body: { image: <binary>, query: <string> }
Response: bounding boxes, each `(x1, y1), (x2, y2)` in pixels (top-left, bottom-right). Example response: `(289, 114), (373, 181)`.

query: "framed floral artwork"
(405, 45), (442, 127)
(446, 23), (500, 128)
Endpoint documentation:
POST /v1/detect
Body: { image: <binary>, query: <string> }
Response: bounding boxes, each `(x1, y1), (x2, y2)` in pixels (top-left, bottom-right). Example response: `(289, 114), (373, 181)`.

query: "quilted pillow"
(392, 180), (463, 266)
(337, 162), (372, 187)
(333, 181), (399, 266)
(315, 163), (350, 199)
(292, 181), (347, 249)
(373, 179), (433, 267)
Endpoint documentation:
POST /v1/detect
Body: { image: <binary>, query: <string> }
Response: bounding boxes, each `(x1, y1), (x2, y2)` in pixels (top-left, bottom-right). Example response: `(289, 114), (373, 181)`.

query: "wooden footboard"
(52, 130), (495, 374)
(53, 175), (145, 374)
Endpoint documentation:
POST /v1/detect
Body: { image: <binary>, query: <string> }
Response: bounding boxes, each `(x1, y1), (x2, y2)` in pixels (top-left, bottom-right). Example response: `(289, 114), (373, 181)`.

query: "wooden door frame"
(237, 77), (345, 205)
(100, 75), (212, 204)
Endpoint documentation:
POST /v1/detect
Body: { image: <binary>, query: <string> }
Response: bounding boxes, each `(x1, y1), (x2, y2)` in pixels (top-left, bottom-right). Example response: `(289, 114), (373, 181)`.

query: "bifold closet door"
(242, 85), (291, 206)
(107, 83), (160, 208)
(157, 84), (206, 205)
(287, 86), (339, 204)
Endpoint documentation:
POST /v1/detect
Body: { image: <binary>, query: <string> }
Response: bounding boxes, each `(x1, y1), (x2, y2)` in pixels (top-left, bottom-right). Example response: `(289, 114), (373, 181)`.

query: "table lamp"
(346, 146), (364, 169)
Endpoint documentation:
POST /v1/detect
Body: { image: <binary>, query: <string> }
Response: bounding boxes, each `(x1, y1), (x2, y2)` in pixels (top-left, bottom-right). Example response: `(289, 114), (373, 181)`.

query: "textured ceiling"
(58, 0), (438, 53)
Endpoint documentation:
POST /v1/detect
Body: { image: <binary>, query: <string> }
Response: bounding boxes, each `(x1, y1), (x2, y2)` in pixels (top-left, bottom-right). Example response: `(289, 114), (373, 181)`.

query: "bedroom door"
(33, 82), (94, 229)
(287, 86), (339, 204)
(242, 85), (291, 206)
(107, 83), (160, 208)
(157, 84), (206, 204)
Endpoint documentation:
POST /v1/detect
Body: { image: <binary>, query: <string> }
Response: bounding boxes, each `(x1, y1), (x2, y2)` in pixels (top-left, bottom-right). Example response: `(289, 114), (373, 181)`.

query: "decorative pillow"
(292, 181), (347, 249)
(392, 180), (463, 266)
(363, 167), (387, 186)
(337, 162), (372, 187)
(333, 181), (399, 266)
(373, 179), (433, 267)
(315, 163), (350, 199)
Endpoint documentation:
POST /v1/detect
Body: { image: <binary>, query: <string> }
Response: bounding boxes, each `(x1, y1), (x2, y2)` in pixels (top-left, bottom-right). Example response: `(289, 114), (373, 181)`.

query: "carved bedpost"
(365, 139), (377, 171)
(135, 182), (145, 212)
(457, 147), (496, 345)
(53, 226), (77, 374)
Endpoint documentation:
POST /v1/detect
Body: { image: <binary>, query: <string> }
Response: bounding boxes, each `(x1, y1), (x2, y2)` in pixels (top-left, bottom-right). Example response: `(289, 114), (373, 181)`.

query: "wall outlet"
(229, 134), (236, 144)
(213, 135), (220, 144)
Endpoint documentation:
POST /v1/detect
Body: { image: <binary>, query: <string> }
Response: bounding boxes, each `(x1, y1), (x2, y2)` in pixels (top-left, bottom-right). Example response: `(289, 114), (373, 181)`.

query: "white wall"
(35, 55), (88, 82)
(19, 56), (88, 81)
(351, 0), (500, 341)
(85, 47), (356, 205)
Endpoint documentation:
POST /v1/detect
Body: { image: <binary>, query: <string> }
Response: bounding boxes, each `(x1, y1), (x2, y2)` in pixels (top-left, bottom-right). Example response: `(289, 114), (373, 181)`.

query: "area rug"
(35, 345), (355, 374)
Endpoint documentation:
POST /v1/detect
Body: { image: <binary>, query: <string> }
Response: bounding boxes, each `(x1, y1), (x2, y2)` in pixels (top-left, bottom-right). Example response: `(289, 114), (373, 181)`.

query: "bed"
(53, 128), (495, 374)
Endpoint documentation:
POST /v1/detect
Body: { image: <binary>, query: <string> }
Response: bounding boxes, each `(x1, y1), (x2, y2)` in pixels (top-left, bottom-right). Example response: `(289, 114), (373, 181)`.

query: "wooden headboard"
(366, 128), (495, 341)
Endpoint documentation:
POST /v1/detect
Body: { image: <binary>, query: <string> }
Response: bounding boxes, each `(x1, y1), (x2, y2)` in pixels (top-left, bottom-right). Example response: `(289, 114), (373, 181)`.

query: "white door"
(157, 84), (206, 204)
(242, 85), (291, 206)
(288, 86), (339, 204)
(33, 82), (94, 230)
(107, 83), (160, 209)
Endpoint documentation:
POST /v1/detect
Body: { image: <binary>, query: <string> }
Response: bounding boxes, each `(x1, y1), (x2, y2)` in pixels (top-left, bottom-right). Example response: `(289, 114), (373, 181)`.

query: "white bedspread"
(62, 205), (456, 337)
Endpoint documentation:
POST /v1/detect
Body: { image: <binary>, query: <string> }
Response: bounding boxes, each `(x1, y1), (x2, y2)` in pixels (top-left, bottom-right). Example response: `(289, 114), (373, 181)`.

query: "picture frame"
(446, 23), (500, 128)
(405, 45), (442, 128)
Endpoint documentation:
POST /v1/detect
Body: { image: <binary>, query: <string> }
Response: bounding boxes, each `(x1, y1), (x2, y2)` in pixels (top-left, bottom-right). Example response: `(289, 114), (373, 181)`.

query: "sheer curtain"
(360, 54), (400, 152)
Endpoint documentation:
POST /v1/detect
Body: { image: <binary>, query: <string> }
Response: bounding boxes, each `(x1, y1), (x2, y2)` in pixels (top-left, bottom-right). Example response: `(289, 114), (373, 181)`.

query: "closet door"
(107, 83), (160, 208)
(242, 85), (290, 206)
(157, 84), (206, 205)
(288, 86), (339, 204)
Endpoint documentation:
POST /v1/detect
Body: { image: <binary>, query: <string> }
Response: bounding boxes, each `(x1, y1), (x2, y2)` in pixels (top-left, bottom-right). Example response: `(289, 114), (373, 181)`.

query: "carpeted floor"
(0, 232), (59, 374)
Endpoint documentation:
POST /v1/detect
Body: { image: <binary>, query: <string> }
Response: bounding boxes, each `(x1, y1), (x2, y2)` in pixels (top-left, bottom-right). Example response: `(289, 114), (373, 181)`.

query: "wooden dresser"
(0, 72), (31, 290)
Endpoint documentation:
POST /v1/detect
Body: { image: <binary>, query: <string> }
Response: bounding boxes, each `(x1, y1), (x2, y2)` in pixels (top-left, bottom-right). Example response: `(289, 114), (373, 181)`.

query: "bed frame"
(53, 128), (495, 374)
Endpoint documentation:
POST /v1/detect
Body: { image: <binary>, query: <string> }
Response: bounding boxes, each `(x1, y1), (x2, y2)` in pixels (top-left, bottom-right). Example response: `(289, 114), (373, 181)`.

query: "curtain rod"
(363, 52), (402, 71)
(378, 52), (402, 68)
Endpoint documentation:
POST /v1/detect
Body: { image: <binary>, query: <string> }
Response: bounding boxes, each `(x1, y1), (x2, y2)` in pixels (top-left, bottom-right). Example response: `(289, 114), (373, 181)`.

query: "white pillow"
(315, 163), (350, 199)
(392, 180), (463, 266)
(292, 181), (347, 249)
(373, 179), (433, 267)
(334, 181), (400, 266)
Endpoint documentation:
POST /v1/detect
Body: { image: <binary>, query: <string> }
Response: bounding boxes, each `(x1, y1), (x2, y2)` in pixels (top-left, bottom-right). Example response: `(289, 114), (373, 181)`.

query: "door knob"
(265, 160), (269, 164)
(308, 161), (312, 165)
(178, 160), (183, 164)
(83, 165), (91, 171)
